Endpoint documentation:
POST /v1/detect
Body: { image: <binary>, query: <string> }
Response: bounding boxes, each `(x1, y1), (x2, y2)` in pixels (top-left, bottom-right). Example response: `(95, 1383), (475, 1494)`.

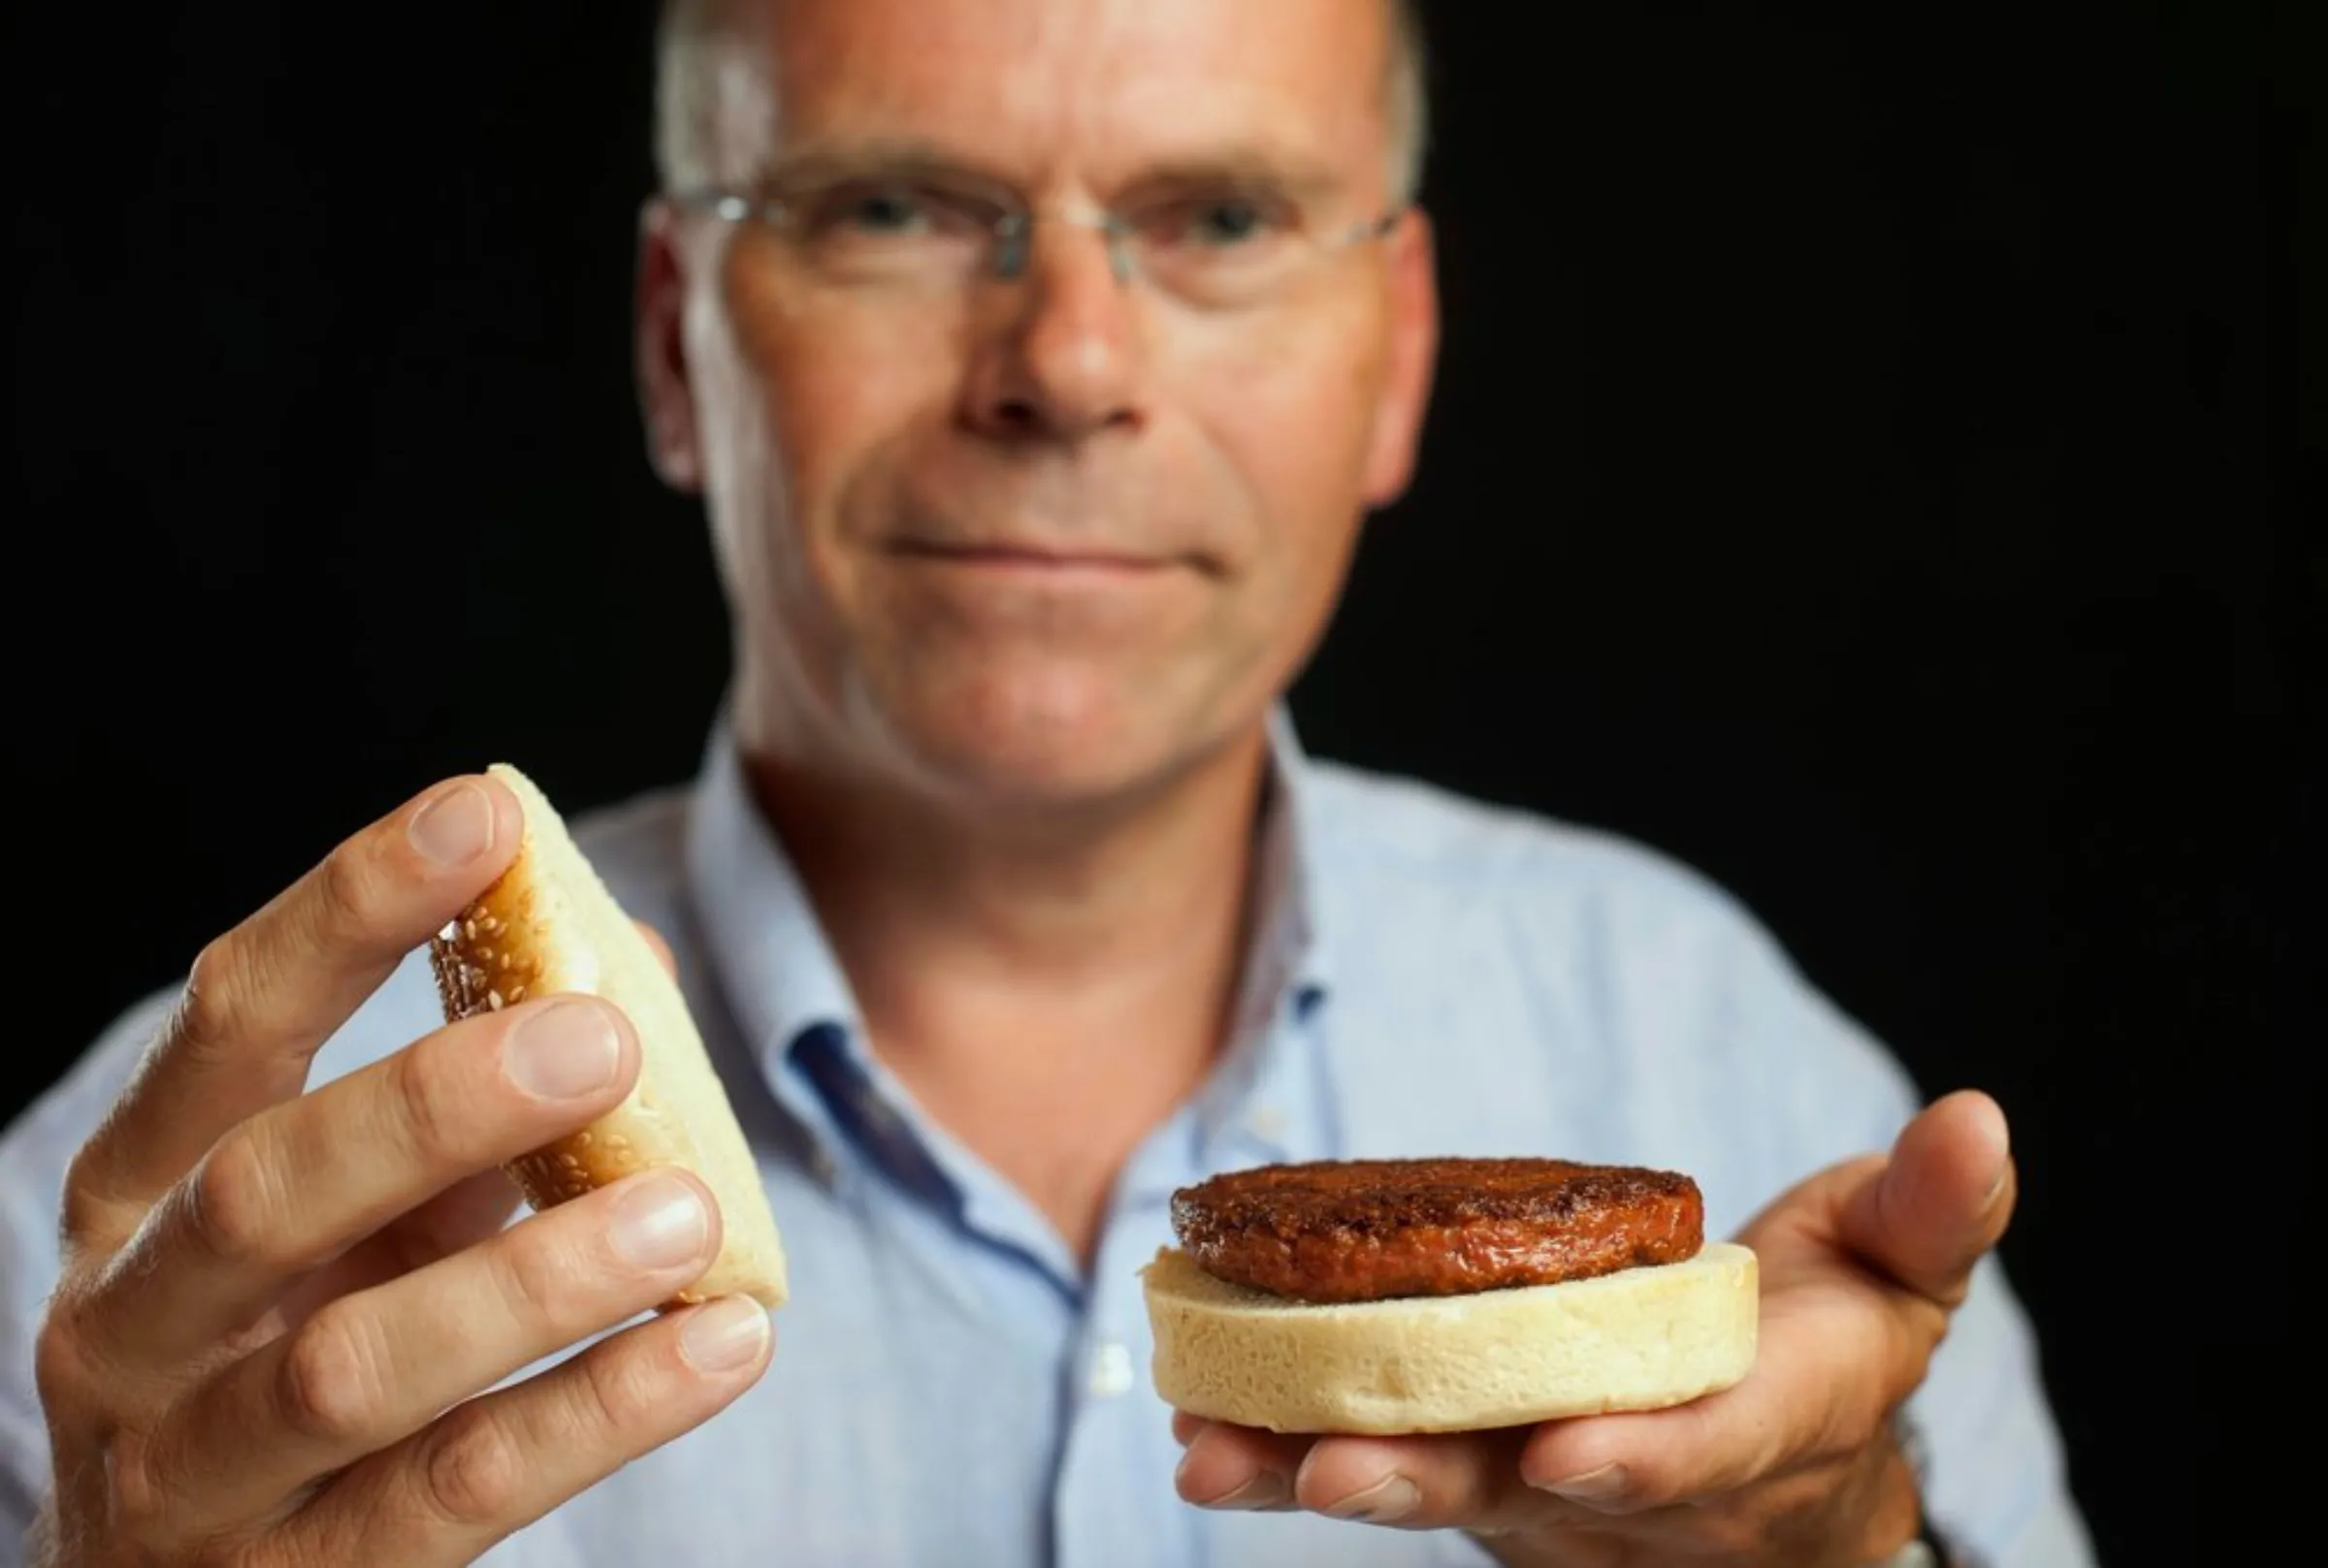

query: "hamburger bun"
(427, 763), (789, 1311)
(1144, 1241), (1756, 1435)
(1143, 1156), (1758, 1435)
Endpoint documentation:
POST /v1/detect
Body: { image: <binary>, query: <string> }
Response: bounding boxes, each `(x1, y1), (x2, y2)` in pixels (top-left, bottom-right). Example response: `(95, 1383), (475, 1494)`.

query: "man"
(0, 0), (2095, 1563)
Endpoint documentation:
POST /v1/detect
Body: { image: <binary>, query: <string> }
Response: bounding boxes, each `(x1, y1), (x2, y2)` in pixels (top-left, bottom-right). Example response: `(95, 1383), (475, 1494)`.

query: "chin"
(857, 660), (1236, 816)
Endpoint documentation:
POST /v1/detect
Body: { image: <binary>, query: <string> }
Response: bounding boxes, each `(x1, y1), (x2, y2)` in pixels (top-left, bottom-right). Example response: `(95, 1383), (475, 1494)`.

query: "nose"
(958, 218), (1148, 445)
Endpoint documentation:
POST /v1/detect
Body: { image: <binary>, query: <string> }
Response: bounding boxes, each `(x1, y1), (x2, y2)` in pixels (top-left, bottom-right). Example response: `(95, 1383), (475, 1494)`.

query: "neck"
(732, 710), (1277, 1228)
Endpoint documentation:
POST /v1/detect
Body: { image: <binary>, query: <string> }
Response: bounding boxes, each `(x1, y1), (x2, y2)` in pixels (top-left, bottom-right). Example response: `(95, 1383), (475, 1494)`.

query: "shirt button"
(1087, 1340), (1136, 1399)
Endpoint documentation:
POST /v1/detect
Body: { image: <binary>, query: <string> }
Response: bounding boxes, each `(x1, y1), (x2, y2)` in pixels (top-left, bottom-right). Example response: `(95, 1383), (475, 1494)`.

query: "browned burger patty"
(1170, 1157), (1704, 1304)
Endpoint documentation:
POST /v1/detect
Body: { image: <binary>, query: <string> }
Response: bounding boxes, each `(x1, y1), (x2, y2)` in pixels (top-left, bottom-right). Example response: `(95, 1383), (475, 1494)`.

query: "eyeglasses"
(664, 169), (1404, 311)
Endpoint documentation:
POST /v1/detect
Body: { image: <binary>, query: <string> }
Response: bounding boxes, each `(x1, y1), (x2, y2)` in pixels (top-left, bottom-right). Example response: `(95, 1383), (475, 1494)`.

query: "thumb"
(1840, 1088), (2017, 1308)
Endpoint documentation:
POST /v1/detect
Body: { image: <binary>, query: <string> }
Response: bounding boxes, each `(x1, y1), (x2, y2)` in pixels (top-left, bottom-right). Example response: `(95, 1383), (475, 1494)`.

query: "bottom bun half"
(1141, 1242), (1758, 1435)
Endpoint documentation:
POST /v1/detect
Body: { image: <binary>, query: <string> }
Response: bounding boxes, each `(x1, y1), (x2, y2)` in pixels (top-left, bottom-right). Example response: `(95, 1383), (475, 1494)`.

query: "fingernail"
(609, 1173), (710, 1269)
(1975, 1097), (2013, 1206)
(1188, 1469), (1291, 1511)
(409, 782), (497, 866)
(1982, 1159), (2012, 1209)
(1539, 1462), (1629, 1509)
(1324, 1473), (1420, 1522)
(505, 1001), (623, 1100)
(680, 1295), (771, 1373)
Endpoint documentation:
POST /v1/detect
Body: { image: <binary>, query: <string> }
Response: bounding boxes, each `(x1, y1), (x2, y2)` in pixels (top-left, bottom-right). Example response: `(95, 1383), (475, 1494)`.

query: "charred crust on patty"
(1171, 1157), (1705, 1305)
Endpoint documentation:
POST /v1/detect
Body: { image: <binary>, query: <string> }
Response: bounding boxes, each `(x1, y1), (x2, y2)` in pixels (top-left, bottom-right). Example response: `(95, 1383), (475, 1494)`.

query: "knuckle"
(384, 1043), (482, 1170)
(173, 937), (250, 1065)
(486, 1223), (582, 1332)
(107, 1427), (184, 1541)
(56, 1144), (116, 1252)
(30, 1305), (100, 1419)
(415, 1403), (531, 1528)
(185, 1132), (289, 1267)
(308, 838), (389, 940)
(567, 1335), (664, 1437)
(275, 1305), (391, 1444)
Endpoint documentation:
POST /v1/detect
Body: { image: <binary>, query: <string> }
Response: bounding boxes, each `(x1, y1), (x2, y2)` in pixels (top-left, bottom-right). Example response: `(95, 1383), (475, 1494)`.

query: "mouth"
(887, 539), (1185, 577)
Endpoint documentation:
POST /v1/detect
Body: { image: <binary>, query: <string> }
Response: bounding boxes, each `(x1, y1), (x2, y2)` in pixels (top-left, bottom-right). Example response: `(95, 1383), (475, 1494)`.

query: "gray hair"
(653, 0), (1433, 207)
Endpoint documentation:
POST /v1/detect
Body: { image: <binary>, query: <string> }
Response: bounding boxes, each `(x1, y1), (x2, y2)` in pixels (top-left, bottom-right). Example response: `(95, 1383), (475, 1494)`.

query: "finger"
(1180, 1423), (1571, 1536)
(1509, 1106), (2015, 1520)
(146, 1166), (725, 1536)
(283, 1292), (772, 1566)
(84, 994), (639, 1368)
(1516, 1285), (1908, 1515)
(1839, 1089), (2016, 1308)
(1285, 1428), (1539, 1531)
(65, 776), (525, 1241)
(1173, 1420), (1316, 1513)
(271, 1171), (530, 1332)
(632, 919), (677, 978)
(377, 1168), (530, 1275)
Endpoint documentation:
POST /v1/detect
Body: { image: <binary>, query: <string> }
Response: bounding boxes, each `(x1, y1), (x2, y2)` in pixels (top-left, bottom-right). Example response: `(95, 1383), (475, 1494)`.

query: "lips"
(888, 538), (1180, 572)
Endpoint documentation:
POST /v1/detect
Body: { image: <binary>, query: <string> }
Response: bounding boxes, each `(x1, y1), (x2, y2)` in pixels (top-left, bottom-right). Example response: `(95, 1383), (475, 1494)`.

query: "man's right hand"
(27, 776), (774, 1566)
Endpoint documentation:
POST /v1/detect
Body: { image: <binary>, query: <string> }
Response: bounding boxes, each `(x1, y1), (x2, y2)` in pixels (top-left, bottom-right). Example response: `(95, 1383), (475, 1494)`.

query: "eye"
(1127, 190), (1296, 253)
(823, 183), (934, 236)
(1177, 198), (1276, 247)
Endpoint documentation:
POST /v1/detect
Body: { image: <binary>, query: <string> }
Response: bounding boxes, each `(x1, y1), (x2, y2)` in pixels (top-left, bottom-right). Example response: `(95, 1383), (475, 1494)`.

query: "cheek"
(1182, 317), (1383, 631)
(728, 264), (916, 501)
(706, 254), (946, 594)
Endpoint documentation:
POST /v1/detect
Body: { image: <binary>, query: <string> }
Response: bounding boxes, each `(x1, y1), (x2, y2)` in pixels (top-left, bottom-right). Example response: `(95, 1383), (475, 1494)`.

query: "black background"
(9, 1), (2316, 1562)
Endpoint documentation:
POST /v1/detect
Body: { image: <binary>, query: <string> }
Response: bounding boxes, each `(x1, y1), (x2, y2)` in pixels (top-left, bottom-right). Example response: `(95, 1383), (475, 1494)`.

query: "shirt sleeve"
(0, 989), (183, 1560)
(1903, 1249), (2098, 1566)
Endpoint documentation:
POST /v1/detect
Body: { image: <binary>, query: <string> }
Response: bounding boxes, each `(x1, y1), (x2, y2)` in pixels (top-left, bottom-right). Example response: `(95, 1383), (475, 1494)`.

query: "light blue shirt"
(0, 710), (2094, 1567)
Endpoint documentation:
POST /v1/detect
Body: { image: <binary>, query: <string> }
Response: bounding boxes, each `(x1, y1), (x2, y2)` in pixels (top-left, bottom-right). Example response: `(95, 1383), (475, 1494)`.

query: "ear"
(1359, 208), (1441, 508)
(635, 197), (705, 494)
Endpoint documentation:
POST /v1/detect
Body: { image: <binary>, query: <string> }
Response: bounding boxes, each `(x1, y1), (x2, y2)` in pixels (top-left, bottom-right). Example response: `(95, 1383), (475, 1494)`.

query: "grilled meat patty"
(1170, 1157), (1704, 1304)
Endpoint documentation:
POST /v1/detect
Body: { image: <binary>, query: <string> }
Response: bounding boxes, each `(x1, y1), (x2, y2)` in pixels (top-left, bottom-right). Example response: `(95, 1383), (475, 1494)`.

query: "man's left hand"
(1170, 1089), (2014, 1566)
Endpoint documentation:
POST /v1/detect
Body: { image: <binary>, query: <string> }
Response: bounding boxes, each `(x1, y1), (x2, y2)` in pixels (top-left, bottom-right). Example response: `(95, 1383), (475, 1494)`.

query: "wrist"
(1864, 1516), (1952, 1566)
(1875, 1409), (1962, 1568)
(1863, 1522), (1944, 1567)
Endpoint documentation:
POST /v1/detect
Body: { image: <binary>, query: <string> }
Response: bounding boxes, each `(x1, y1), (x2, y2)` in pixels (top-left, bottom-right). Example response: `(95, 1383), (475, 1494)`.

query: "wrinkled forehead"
(705, 0), (1397, 200)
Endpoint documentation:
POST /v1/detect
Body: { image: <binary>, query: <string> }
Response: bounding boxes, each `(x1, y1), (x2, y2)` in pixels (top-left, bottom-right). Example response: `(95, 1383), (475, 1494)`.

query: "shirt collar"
(681, 706), (864, 1164)
(681, 697), (1335, 1172)
(1180, 704), (1333, 1153)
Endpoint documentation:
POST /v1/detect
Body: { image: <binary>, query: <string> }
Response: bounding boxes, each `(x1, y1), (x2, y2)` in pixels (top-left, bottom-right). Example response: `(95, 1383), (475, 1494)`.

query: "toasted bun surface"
(1143, 1242), (1756, 1434)
(428, 763), (789, 1310)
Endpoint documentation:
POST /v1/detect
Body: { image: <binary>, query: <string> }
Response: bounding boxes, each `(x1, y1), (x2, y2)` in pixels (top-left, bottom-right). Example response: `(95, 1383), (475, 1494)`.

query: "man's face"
(638, 0), (1439, 811)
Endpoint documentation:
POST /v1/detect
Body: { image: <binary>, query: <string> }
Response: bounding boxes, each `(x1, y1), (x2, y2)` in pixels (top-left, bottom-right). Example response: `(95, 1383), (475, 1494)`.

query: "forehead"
(723, 0), (1394, 192)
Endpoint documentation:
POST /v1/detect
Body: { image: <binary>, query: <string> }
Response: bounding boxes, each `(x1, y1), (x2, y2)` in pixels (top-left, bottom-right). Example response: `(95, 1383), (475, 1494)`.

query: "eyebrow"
(753, 136), (1353, 205)
(1115, 145), (1352, 205)
(756, 137), (1000, 190)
